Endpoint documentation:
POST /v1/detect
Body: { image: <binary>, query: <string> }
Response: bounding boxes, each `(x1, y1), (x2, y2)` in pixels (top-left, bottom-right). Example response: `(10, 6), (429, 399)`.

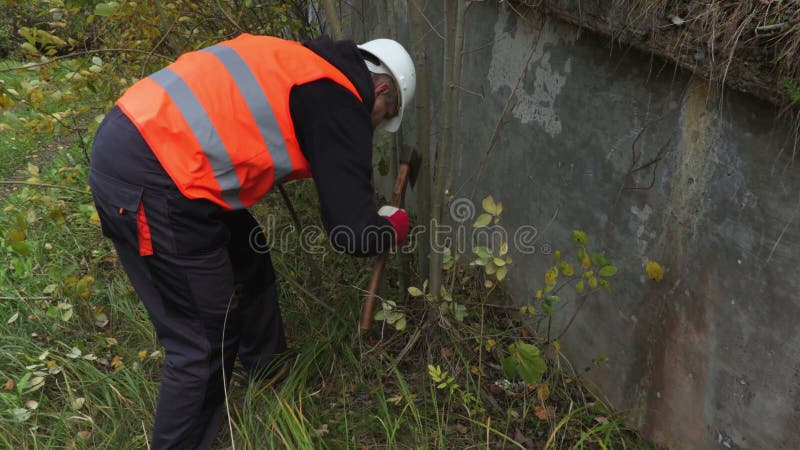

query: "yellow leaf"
(111, 355), (123, 369)
(537, 383), (551, 402)
(27, 163), (39, 176)
(581, 253), (592, 269)
(482, 195), (497, 215)
(646, 260), (664, 282)
(138, 350), (148, 360)
(473, 213), (492, 228)
(485, 339), (496, 352)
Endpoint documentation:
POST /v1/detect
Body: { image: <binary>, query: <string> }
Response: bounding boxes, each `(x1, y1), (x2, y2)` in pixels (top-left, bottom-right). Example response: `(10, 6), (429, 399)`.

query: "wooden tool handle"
(359, 162), (411, 331)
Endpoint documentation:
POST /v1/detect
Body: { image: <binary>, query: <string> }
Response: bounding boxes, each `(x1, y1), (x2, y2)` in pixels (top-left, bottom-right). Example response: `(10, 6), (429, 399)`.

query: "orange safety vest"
(117, 34), (364, 210)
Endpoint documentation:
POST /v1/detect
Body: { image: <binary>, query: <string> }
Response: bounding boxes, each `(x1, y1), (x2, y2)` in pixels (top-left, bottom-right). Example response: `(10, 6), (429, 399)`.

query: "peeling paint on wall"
(487, 6), (575, 137)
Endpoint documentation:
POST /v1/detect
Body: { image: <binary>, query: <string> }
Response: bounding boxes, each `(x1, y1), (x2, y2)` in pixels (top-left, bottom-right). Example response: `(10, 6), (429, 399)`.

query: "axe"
(359, 146), (421, 331)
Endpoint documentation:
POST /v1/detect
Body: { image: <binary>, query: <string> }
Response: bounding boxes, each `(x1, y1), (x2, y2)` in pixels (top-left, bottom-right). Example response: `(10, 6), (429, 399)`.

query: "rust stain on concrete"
(633, 77), (720, 448)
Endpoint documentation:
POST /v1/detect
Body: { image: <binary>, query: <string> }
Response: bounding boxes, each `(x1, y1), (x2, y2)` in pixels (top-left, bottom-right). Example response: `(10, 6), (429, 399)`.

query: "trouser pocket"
(89, 168), (149, 253)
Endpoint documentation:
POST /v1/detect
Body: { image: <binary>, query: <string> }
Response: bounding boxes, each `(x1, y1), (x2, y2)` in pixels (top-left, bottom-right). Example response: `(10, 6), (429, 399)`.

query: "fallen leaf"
(26, 376), (45, 391)
(138, 350), (148, 360)
(110, 355), (123, 370)
(513, 428), (533, 446)
(71, 397), (85, 411)
(537, 383), (551, 402)
(386, 395), (402, 405)
(440, 347), (453, 358)
(77, 430), (92, 440)
(4, 379), (14, 391)
(7, 312), (19, 324)
(316, 424), (329, 436)
(595, 416), (610, 425)
(455, 423), (468, 434)
(534, 405), (554, 421)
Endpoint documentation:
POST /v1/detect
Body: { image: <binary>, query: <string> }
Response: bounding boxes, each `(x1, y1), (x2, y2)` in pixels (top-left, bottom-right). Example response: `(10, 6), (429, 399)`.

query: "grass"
(0, 58), (658, 449)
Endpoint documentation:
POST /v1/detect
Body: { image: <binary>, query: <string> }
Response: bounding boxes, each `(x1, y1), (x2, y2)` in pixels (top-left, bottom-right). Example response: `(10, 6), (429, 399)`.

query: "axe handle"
(360, 162), (411, 331)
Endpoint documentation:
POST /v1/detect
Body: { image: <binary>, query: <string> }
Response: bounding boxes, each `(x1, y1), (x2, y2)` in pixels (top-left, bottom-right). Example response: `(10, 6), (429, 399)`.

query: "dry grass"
(515, 0), (800, 108)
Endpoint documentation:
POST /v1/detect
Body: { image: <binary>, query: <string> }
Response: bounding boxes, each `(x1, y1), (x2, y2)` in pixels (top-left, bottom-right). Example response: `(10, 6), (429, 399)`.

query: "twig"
(464, 26), (541, 199)
(215, 0), (244, 32)
(273, 265), (341, 317)
(0, 49), (172, 73)
(220, 292), (237, 450)
(276, 183), (322, 286)
(603, 123), (671, 251)
(411, 0), (445, 40)
(554, 294), (588, 342)
(385, 320), (424, 375)
(0, 180), (89, 195)
(140, 13), (179, 79)
(766, 192), (800, 264)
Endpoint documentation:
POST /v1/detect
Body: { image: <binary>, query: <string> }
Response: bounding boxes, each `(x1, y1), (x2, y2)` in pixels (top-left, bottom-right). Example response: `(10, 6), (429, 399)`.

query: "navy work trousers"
(89, 107), (286, 449)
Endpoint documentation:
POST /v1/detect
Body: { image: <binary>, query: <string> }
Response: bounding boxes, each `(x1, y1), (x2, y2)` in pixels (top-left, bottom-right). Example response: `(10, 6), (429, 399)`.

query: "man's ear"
(374, 81), (391, 95)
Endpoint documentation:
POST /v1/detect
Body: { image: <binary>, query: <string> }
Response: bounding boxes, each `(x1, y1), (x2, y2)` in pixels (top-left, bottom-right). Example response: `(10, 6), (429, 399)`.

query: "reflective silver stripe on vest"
(202, 45), (294, 182)
(149, 68), (245, 210)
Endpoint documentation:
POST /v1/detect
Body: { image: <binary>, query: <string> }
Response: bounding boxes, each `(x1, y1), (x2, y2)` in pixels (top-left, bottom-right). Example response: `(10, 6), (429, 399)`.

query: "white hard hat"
(358, 38), (416, 133)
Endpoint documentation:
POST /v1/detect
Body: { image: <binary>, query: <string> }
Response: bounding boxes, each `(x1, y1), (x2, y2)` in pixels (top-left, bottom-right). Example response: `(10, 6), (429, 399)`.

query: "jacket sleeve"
(290, 80), (396, 257)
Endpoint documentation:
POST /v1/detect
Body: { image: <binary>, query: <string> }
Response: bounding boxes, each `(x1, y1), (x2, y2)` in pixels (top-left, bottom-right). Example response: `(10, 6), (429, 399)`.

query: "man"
(88, 34), (415, 449)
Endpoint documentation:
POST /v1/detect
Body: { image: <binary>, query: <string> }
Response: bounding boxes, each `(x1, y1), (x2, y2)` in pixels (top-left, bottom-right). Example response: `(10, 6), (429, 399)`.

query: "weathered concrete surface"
(346, 2), (800, 448)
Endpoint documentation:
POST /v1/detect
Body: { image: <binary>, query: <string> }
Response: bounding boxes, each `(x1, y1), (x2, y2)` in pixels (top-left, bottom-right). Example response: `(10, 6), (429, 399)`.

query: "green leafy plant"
(471, 195), (511, 282)
(374, 299), (407, 331)
(501, 341), (547, 385)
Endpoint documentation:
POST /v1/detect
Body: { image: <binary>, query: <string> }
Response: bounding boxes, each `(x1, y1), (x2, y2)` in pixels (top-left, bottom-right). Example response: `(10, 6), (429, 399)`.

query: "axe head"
(400, 147), (422, 189)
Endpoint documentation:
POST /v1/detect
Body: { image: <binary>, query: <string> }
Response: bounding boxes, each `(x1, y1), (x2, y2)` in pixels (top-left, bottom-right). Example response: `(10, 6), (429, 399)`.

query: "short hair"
(370, 72), (398, 114)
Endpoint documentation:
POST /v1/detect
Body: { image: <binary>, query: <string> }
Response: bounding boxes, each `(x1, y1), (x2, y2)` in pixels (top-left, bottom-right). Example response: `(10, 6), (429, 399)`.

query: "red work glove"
(378, 206), (409, 245)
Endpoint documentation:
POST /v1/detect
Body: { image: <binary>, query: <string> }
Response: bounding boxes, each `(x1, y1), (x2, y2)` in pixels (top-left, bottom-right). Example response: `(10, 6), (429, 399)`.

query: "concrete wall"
(344, 2), (800, 448)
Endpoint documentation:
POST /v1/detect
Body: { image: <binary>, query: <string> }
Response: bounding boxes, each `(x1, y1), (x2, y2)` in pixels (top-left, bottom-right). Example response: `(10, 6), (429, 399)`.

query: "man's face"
(370, 79), (399, 129)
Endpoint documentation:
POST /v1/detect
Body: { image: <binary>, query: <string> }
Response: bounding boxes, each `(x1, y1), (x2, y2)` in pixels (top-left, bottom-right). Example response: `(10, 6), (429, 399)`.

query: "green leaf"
(408, 286), (424, 297)
(591, 252), (610, 268)
(496, 266), (508, 281)
(560, 262), (574, 277)
(575, 280), (584, 294)
(11, 408), (31, 423)
(542, 296), (560, 316)
(473, 213), (492, 228)
(395, 317), (407, 331)
(598, 265), (618, 277)
(374, 309), (385, 321)
(474, 246), (491, 259)
(517, 342), (540, 361)
(482, 195), (497, 215)
(502, 356), (517, 379)
(500, 242), (508, 256)
(485, 261), (497, 275)
(453, 303), (467, 322)
(572, 230), (588, 246)
(493, 257), (506, 267)
(589, 277), (598, 289)
(95, 2), (119, 16)
(576, 249), (585, 262)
